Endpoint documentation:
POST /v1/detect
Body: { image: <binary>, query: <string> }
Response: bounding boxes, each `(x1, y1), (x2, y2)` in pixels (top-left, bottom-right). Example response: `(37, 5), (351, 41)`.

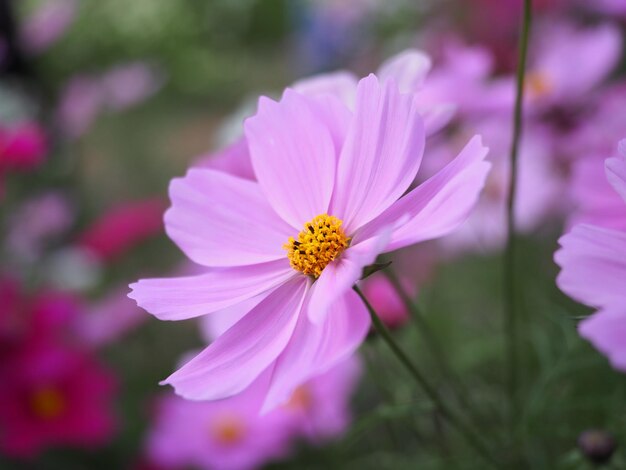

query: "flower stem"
(353, 285), (502, 469)
(383, 270), (502, 432)
(505, 0), (533, 438)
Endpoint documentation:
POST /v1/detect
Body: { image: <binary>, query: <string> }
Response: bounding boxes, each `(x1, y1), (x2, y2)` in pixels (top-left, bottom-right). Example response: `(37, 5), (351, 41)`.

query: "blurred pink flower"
(21, 0), (77, 54)
(0, 122), (47, 172)
(57, 63), (163, 139)
(72, 287), (148, 348)
(101, 62), (164, 111)
(6, 192), (74, 263)
(77, 198), (165, 262)
(145, 355), (360, 469)
(437, 119), (562, 254)
(0, 340), (117, 458)
(145, 373), (295, 470)
(525, 21), (621, 110)
(0, 277), (80, 358)
(361, 275), (411, 329)
(568, 152), (626, 232)
(129, 74), (490, 411)
(556, 140), (626, 371)
(56, 76), (104, 139)
(284, 355), (361, 442)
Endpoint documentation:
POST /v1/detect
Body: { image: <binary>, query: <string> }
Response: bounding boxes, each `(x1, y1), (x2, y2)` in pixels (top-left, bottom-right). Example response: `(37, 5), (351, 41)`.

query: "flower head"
(556, 139), (626, 370)
(130, 72), (490, 412)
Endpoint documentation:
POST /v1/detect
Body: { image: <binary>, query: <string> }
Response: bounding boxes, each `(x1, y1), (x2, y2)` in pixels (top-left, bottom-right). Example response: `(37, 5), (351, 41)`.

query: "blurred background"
(2, 0), (626, 469)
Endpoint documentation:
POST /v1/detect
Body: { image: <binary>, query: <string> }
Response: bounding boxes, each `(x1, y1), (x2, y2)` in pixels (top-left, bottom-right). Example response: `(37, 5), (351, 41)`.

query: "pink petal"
(292, 70), (358, 106)
(162, 277), (309, 401)
(353, 136), (490, 251)
(129, 260), (294, 321)
(165, 168), (294, 266)
(307, 227), (392, 324)
(261, 289), (370, 412)
(331, 74), (425, 232)
(556, 224), (626, 309)
(579, 309), (626, 371)
(606, 142), (626, 204)
(378, 49), (432, 93)
(199, 293), (268, 341)
(245, 89), (337, 229)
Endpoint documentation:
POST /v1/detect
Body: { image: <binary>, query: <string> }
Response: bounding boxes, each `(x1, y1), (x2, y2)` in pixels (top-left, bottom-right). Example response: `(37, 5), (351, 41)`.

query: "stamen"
(283, 214), (350, 278)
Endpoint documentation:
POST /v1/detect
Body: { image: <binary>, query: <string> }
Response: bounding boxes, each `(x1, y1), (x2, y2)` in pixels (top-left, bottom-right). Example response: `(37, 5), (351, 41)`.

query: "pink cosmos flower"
(57, 64), (163, 139)
(71, 287), (148, 348)
(77, 198), (165, 262)
(0, 277), (80, 359)
(0, 340), (117, 458)
(283, 354), (361, 442)
(525, 21), (621, 110)
(6, 192), (74, 263)
(555, 140), (626, 370)
(0, 122), (47, 172)
(435, 118), (562, 254)
(145, 355), (361, 470)
(361, 274), (411, 329)
(20, 0), (77, 54)
(144, 374), (295, 470)
(129, 74), (490, 412)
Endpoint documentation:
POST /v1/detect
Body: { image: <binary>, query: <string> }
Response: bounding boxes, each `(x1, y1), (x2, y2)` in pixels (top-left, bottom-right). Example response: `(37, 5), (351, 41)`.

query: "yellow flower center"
(30, 387), (65, 420)
(211, 414), (246, 446)
(284, 214), (350, 278)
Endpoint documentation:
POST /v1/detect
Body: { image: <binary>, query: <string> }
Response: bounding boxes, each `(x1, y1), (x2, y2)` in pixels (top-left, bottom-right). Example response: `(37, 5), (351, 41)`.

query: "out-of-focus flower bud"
(577, 429), (617, 465)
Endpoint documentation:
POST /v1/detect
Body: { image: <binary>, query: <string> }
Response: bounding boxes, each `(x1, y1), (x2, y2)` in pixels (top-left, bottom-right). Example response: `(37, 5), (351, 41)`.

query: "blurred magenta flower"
(77, 198), (165, 262)
(0, 340), (117, 458)
(0, 121), (47, 172)
(56, 76), (103, 139)
(361, 275), (411, 329)
(129, 74), (490, 411)
(0, 277), (80, 357)
(21, 0), (77, 54)
(556, 140), (626, 370)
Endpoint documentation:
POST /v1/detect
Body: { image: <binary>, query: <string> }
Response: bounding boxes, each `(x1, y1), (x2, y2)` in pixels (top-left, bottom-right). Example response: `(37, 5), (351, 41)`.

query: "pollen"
(284, 214), (350, 278)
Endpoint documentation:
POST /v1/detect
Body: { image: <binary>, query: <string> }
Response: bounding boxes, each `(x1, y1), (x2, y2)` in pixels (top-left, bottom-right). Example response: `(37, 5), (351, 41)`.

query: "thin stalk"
(505, 0), (533, 436)
(383, 270), (502, 434)
(354, 285), (502, 469)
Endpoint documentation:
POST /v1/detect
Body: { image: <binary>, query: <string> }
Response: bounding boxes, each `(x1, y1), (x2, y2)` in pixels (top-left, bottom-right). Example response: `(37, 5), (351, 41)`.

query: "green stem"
(505, 0), (533, 437)
(354, 285), (502, 469)
(383, 270), (501, 434)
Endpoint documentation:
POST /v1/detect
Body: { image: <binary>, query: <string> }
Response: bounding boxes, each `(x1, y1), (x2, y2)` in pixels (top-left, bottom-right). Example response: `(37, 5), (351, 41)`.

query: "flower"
(77, 198), (165, 262)
(361, 275), (411, 329)
(129, 74), (490, 412)
(283, 354), (361, 442)
(0, 122), (47, 172)
(555, 139), (626, 370)
(525, 21), (621, 110)
(0, 340), (117, 458)
(20, 0), (77, 54)
(144, 355), (361, 470)
(144, 374), (295, 470)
